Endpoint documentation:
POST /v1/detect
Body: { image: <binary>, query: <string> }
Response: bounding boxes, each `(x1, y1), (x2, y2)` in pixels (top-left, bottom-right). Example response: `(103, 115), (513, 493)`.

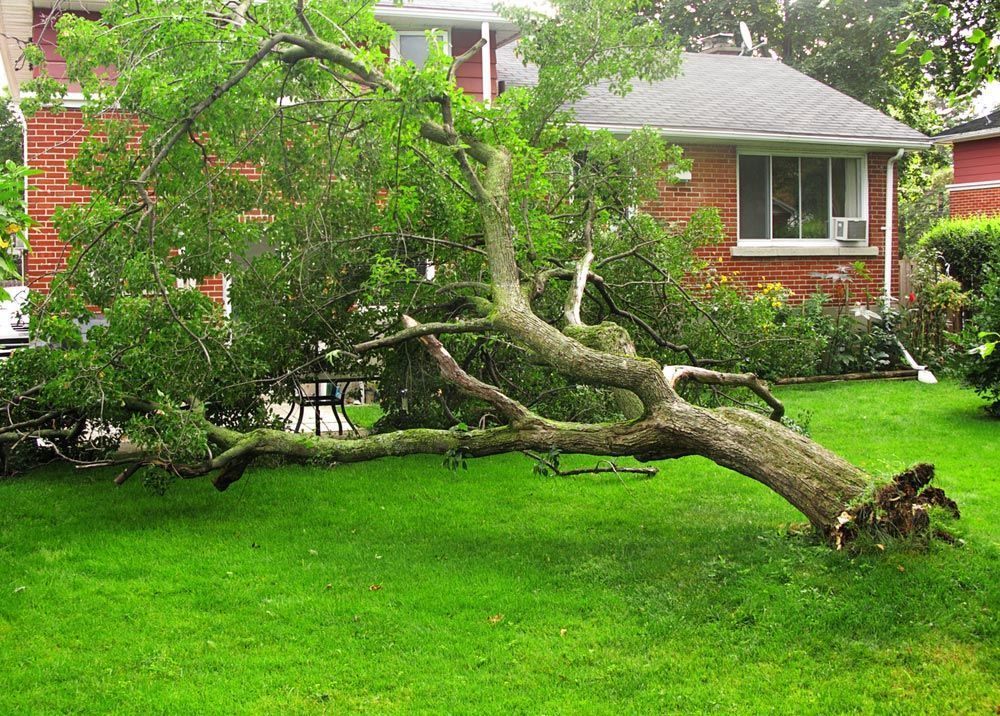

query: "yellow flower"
(0, 238), (8, 250)
(5, 223), (20, 235)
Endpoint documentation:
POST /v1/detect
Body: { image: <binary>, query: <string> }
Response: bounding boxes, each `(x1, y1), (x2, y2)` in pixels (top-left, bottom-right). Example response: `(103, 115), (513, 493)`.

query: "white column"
(481, 21), (492, 103)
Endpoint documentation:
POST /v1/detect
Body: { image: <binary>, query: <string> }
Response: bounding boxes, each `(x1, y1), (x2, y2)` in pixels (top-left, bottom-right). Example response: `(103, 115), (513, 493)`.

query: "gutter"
(578, 123), (931, 151)
(932, 126), (1000, 145)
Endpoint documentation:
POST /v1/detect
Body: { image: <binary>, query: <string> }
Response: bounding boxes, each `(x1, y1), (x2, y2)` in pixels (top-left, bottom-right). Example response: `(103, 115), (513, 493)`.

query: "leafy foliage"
(0, 160), (37, 296)
(0, 99), (23, 166)
(898, 151), (952, 253)
(1, 0), (699, 474)
(958, 268), (1000, 415)
(919, 215), (1000, 292)
(899, 0), (1000, 102)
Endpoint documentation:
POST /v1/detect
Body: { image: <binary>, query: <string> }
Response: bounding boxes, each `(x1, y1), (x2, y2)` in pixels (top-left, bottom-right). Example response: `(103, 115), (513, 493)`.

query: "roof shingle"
(498, 46), (928, 147)
(933, 109), (1000, 141)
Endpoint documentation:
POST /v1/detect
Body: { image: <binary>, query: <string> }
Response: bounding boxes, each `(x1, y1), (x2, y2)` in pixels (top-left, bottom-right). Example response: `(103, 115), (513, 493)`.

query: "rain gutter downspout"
(884, 147), (936, 383)
(883, 148), (905, 301)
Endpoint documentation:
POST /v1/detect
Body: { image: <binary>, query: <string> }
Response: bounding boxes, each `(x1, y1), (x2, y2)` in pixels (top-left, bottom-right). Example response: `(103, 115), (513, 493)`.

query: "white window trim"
(389, 29), (452, 65)
(948, 178), (1000, 191)
(736, 149), (869, 247)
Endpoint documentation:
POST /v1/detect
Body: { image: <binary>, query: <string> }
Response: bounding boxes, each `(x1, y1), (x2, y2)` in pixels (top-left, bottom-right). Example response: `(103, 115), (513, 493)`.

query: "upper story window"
(390, 30), (451, 68)
(738, 153), (866, 242)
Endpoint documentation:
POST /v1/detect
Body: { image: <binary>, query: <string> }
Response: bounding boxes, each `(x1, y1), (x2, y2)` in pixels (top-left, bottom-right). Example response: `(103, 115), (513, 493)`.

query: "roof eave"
(579, 122), (931, 151)
(933, 126), (1000, 145)
(374, 5), (520, 31)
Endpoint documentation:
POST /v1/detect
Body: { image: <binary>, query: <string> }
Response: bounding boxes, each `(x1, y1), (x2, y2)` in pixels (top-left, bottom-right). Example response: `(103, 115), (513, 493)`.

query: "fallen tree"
(1, 0), (957, 545)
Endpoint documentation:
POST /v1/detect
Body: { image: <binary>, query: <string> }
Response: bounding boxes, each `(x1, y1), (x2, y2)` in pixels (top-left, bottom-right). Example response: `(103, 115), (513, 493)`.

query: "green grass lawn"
(1, 380), (997, 714)
(345, 403), (384, 431)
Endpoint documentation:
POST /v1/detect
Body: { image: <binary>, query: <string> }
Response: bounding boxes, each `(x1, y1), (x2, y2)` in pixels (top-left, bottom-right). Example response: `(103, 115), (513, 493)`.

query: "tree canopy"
(0, 0), (958, 545)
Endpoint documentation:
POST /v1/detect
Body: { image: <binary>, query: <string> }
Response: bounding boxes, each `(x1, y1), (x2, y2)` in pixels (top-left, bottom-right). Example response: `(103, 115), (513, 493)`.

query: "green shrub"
(677, 276), (829, 380)
(958, 267), (1000, 416)
(897, 246), (968, 367)
(919, 216), (1000, 292)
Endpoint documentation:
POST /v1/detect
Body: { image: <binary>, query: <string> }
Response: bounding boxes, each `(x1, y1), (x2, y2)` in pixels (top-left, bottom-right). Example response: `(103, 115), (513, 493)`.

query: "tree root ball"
(837, 464), (960, 547)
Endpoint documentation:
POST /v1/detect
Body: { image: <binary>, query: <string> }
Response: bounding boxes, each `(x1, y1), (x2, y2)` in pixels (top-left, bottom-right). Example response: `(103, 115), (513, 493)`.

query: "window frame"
(389, 29), (452, 67)
(736, 149), (869, 247)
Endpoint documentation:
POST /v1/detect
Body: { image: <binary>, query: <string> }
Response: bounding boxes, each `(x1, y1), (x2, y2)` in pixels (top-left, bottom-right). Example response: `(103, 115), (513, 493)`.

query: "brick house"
(933, 109), (1000, 218)
(0, 0), (930, 344)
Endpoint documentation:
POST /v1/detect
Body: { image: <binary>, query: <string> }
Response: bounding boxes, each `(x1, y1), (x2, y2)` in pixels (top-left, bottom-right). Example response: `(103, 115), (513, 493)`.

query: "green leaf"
(933, 4), (951, 21)
(919, 49), (934, 65)
(894, 35), (916, 55)
(969, 28), (987, 45)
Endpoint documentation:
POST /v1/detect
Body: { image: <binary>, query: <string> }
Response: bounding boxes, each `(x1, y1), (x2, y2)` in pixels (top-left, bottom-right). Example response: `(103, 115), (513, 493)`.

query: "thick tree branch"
(448, 38), (487, 82)
(662, 366), (785, 421)
(563, 198), (596, 326)
(353, 317), (492, 354)
(402, 315), (536, 426)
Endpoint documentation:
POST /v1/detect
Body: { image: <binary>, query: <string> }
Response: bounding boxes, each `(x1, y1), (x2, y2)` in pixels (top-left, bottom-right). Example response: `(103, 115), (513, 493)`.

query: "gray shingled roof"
(498, 46), (929, 147)
(933, 109), (1000, 141)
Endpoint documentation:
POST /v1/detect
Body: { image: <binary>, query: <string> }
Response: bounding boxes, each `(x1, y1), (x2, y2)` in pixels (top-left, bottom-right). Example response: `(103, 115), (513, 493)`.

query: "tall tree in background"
(660, 0), (938, 131)
(0, 99), (24, 166)
(900, 0), (1000, 103)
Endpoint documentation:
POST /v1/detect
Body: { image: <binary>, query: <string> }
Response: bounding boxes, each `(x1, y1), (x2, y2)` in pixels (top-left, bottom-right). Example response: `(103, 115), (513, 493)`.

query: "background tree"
(900, 0), (1000, 103)
(0, 99), (24, 166)
(659, 0), (938, 127)
(1, 0), (957, 545)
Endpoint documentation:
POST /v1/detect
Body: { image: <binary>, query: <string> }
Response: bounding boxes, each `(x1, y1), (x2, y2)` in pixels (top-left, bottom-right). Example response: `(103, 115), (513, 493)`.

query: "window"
(391, 30), (451, 69)
(738, 154), (865, 242)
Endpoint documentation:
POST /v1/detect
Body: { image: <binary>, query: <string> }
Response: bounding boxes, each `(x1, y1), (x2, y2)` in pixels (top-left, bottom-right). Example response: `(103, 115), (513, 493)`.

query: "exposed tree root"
(835, 463), (960, 548)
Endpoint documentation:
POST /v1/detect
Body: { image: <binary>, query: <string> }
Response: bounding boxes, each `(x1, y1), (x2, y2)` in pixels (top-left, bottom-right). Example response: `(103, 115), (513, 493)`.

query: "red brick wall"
(25, 109), (227, 303)
(24, 110), (89, 294)
(949, 186), (1000, 218)
(644, 145), (897, 301)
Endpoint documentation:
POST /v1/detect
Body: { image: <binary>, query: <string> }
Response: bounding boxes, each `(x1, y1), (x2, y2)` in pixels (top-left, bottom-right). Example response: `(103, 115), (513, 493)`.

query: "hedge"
(919, 215), (1000, 291)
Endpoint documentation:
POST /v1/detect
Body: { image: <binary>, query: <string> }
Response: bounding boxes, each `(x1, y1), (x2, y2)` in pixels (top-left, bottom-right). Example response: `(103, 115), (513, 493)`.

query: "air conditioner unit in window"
(833, 217), (867, 243)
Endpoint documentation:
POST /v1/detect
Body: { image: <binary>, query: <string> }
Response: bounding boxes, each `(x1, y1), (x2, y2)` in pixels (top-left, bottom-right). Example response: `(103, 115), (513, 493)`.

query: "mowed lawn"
(0, 381), (997, 714)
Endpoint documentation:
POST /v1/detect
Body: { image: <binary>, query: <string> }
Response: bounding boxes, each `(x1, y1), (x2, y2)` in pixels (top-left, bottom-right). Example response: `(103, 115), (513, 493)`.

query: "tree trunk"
(33, 22), (955, 550)
(185, 389), (953, 547)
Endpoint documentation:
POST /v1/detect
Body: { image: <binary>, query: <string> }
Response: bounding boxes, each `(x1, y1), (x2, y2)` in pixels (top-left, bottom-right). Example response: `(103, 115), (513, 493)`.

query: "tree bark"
(185, 393), (946, 545)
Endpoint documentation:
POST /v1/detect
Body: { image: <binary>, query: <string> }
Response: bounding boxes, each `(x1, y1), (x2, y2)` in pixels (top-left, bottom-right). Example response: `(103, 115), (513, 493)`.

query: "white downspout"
(883, 148), (905, 302)
(481, 21), (492, 104)
(884, 147), (936, 384)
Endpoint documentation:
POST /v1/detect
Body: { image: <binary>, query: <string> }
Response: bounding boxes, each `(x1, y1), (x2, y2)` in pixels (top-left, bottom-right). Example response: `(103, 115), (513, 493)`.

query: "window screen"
(738, 155), (769, 240)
